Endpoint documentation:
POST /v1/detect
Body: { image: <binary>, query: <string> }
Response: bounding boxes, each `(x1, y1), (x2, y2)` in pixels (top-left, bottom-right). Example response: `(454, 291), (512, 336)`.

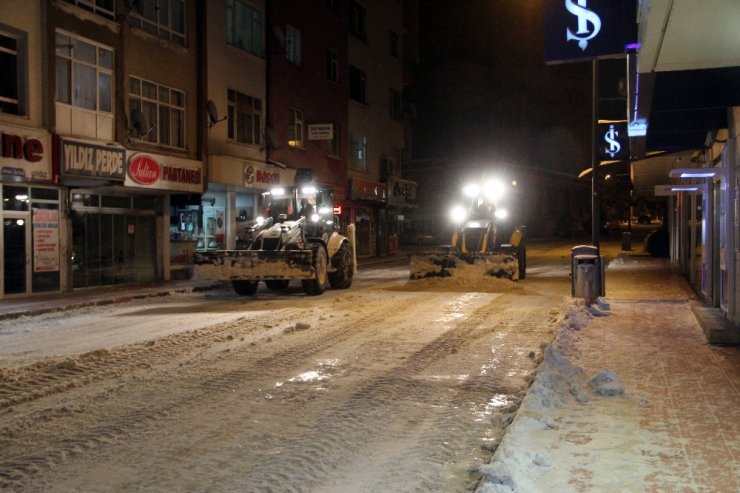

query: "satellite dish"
(273, 25), (286, 50)
(206, 100), (227, 127)
(130, 109), (149, 137)
(207, 100), (219, 124)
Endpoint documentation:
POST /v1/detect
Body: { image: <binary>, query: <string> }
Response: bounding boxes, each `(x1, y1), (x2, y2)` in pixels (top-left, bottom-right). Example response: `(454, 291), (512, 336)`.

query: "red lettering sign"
(256, 170), (280, 184)
(129, 155), (161, 185)
(1, 132), (44, 162)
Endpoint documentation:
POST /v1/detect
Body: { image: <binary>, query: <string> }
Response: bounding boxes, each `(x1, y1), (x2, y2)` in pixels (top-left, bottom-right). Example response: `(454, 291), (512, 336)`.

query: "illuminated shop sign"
(244, 164), (282, 185)
(596, 121), (629, 161)
(544, 0), (637, 64)
(125, 152), (204, 193)
(0, 126), (52, 181)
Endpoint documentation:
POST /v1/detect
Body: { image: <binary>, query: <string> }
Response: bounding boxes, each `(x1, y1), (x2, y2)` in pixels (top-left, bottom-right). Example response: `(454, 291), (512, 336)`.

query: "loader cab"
(264, 189), (295, 222)
(301, 187), (336, 238)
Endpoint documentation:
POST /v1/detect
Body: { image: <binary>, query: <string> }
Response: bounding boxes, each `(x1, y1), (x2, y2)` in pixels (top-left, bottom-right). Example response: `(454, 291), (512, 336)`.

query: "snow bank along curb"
(0, 283), (220, 321)
(476, 301), (624, 493)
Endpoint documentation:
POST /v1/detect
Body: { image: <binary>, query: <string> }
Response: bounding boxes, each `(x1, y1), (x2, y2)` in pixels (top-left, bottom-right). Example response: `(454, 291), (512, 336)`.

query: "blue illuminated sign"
(597, 122), (629, 161)
(544, 0), (637, 64)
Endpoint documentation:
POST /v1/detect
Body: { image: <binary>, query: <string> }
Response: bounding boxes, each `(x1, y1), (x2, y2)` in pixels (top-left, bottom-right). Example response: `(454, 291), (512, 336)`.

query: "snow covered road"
(0, 243), (580, 492)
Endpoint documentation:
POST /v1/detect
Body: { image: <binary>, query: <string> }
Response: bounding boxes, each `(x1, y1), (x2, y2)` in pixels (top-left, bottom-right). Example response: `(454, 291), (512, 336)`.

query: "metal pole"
(591, 59), (600, 249)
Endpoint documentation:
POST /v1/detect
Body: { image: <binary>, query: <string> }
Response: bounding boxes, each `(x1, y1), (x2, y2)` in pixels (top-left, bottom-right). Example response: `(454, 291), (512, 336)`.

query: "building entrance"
(71, 193), (158, 288)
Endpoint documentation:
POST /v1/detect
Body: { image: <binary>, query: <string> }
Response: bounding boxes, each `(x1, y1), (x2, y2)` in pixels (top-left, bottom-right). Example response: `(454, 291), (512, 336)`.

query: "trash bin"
(574, 254), (599, 301)
(621, 231), (632, 251)
(571, 245), (605, 299)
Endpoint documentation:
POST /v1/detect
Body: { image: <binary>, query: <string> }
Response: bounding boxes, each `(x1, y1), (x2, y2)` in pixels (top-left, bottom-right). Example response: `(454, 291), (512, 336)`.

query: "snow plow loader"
(409, 179), (526, 281)
(192, 170), (355, 296)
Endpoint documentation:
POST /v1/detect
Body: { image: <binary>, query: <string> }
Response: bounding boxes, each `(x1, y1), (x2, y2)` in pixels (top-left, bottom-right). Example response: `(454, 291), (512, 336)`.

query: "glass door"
(3, 215), (30, 295)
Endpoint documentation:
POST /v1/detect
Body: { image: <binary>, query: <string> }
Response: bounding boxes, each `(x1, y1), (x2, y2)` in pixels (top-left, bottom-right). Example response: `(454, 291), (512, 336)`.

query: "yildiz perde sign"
(544, 0), (637, 64)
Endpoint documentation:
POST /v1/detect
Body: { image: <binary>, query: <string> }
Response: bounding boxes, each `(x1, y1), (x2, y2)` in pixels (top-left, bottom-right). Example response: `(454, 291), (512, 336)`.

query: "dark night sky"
(410, 0), (593, 178)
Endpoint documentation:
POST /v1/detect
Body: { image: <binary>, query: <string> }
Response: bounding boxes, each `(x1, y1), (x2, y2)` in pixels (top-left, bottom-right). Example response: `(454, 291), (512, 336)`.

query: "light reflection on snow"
(275, 359), (341, 388)
(472, 393), (510, 422)
(437, 293), (480, 324)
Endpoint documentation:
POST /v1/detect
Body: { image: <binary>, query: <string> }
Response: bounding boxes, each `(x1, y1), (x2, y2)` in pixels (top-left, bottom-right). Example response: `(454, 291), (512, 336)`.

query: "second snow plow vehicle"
(409, 179), (526, 281)
(192, 170), (355, 296)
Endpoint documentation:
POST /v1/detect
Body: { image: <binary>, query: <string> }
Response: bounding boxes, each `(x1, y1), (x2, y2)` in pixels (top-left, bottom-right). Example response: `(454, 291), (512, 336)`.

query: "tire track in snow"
(0, 294), (416, 490)
(0, 302), (313, 409)
(221, 294), (519, 492)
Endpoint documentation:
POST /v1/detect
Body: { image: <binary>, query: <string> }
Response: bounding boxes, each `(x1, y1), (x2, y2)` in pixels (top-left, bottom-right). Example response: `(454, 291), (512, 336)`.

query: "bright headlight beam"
(462, 184), (480, 198)
(450, 204), (467, 223)
(483, 179), (505, 201)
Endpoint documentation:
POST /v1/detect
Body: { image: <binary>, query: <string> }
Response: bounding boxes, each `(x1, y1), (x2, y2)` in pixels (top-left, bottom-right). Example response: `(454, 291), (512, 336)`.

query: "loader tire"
(302, 244), (328, 295)
(328, 243), (353, 289)
(233, 280), (258, 296)
(265, 280), (290, 291)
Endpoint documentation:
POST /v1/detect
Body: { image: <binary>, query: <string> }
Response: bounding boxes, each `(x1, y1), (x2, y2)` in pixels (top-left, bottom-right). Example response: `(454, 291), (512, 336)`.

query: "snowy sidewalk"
(478, 254), (740, 492)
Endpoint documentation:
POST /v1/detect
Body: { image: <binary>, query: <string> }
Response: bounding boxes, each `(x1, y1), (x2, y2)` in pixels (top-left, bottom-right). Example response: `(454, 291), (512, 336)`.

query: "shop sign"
(0, 125), (52, 181)
(387, 176), (418, 207)
(125, 152), (203, 193)
(60, 137), (125, 181)
(129, 155), (161, 184)
(208, 155), (296, 191)
(351, 178), (387, 202)
(596, 121), (629, 162)
(32, 208), (60, 272)
(308, 123), (333, 140)
(244, 164), (282, 186)
(543, 0), (637, 64)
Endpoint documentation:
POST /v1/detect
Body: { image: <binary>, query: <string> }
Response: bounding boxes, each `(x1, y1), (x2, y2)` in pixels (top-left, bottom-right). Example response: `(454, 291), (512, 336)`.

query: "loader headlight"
(310, 213), (320, 223)
(255, 216), (265, 226)
(450, 204), (467, 224)
(483, 179), (506, 202)
(462, 183), (480, 198)
(318, 206), (332, 215)
(301, 186), (317, 195)
(269, 187), (286, 197)
(494, 208), (509, 220)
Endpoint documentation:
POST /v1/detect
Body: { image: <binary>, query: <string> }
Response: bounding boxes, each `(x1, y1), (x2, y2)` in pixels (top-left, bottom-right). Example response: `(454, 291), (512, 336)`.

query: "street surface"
(0, 240), (617, 492)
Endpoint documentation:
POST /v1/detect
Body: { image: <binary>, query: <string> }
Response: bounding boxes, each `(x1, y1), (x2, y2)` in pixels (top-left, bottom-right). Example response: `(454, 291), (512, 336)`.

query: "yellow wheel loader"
(409, 179), (526, 281)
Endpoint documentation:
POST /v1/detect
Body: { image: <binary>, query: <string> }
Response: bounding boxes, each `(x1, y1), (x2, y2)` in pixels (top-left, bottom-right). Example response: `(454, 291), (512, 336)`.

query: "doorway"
(3, 215), (29, 295)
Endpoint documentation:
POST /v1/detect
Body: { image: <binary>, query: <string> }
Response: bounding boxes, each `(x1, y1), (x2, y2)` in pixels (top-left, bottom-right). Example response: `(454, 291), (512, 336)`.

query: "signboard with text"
(1, 125), (53, 182)
(308, 123), (334, 140)
(125, 152), (204, 193)
(544, 0), (637, 64)
(59, 137), (125, 181)
(209, 155), (296, 191)
(350, 177), (387, 202)
(33, 208), (60, 272)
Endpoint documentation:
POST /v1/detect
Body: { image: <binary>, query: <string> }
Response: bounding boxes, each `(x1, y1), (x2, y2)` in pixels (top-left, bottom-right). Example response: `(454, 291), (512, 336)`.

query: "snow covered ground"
(477, 254), (740, 492)
(3, 243), (736, 492)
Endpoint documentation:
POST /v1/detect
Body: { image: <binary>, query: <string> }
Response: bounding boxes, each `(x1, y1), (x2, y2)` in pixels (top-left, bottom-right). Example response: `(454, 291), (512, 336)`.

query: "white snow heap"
(476, 302), (628, 493)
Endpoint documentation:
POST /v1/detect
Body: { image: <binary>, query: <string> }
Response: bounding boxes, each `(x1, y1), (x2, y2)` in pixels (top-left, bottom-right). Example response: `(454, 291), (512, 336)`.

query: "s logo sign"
(565, 0), (601, 51)
(604, 125), (621, 158)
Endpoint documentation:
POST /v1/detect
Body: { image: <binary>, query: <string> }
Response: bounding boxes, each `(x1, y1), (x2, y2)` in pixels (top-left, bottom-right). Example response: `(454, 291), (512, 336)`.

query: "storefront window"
(71, 193), (158, 288)
(2, 185), (61, 296)
(3, 185), (30, 211)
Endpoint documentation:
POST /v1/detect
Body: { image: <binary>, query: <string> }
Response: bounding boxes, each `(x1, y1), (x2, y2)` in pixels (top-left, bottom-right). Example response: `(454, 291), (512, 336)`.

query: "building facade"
(0, 0), (413, 299)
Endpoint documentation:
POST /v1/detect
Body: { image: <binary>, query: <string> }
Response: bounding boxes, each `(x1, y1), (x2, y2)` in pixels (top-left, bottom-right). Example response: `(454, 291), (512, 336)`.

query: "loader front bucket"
(192, 249), (315, 281)
(409, 251), (519, 281)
